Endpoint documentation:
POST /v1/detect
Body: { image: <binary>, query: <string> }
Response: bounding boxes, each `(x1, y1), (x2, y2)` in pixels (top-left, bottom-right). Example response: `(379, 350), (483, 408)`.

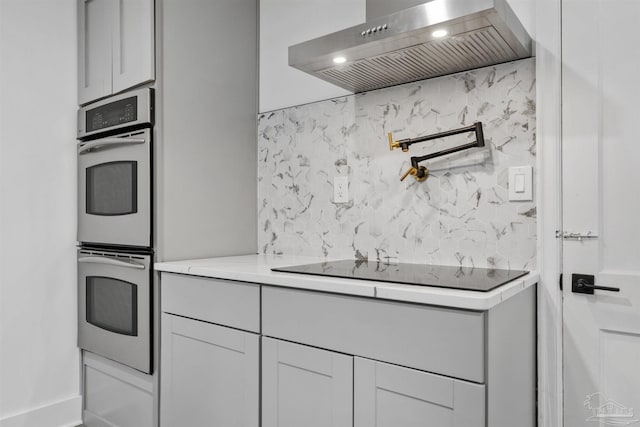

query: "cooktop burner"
(272, 260), (528, 292)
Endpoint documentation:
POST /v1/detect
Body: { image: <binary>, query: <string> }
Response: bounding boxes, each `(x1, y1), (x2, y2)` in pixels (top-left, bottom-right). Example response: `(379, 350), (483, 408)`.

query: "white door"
(562, 1), (640, 426)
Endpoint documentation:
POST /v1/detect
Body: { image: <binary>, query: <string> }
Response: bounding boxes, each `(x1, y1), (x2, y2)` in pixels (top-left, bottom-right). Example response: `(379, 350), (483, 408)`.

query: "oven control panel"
(86, 96), (138, 133)
(78, 88), (153, 139)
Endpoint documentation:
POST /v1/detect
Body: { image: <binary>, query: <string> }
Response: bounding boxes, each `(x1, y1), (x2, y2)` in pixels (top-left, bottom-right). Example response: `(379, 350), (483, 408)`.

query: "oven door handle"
(78, 256), (146, 270)
(78, 138), (146, 154)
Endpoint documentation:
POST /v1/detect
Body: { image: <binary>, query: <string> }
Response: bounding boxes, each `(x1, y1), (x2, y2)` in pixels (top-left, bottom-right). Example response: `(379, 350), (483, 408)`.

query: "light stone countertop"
(155, 254), (539, 311)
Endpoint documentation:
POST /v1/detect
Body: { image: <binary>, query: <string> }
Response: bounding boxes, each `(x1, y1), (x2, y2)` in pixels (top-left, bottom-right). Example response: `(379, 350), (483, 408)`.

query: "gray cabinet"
(78, 0), (111, 103)
(161, 273), (260, 333)
(159, 273), (535, 427)
(262, 286), (485, 382)
(78, 0), (154, 105)
(354, 358), (485, 427)
(262, 337), (353, 427)
(160, 313), (259, 427)
(262, 285), (536, 427)
(111, 0), (154, 95)
(155, 0), (257, 261)
(83, 351), (154, 427)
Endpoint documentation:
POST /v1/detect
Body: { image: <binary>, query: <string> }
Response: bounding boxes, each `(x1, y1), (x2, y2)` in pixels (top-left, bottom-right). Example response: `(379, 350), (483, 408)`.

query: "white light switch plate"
(508, 166), (533, 201)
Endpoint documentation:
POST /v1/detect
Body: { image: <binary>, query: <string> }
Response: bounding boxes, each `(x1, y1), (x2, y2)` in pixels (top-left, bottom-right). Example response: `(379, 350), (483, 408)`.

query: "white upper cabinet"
(78, 0), (154, 105)
(78, 0), (112, 104)
(112, 0), (155, 95)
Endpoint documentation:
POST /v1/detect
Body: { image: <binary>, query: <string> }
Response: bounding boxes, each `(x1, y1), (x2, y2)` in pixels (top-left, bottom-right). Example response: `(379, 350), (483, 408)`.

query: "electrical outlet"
(334, 176), (349, 203)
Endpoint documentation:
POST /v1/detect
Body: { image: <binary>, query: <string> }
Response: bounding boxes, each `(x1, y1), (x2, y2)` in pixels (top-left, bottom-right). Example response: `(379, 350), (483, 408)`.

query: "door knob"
(571, 274), (620, 294)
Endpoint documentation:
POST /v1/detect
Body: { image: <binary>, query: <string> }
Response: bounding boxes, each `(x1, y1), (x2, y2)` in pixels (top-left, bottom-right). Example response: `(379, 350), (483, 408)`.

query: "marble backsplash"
(258, 58), (536, 270)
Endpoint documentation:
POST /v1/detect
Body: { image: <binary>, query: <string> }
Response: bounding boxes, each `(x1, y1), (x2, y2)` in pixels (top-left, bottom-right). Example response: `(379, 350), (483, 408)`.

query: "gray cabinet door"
(78, 0), (154, 105)
(354, 358), (486, 427)
(262, 337), (353, 427)
(161, 314), (259, 427)
(112, 0), (154, 94)
(78, 0), (111, 104)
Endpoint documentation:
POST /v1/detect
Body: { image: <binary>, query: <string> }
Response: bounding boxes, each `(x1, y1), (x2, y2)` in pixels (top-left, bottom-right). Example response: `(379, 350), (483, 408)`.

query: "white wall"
(0, 1), (81, 426)
(259, 0), (535, 113)
(508, 0), (536, 40)
(259, 0), (365, 112)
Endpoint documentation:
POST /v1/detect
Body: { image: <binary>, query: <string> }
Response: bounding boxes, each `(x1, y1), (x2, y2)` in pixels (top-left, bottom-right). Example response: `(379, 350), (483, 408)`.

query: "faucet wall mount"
(388, 122), (485, 182)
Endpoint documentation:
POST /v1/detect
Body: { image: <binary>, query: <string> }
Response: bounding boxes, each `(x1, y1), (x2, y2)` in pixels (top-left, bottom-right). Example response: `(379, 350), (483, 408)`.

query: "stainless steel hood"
(288, 0), (532, 93)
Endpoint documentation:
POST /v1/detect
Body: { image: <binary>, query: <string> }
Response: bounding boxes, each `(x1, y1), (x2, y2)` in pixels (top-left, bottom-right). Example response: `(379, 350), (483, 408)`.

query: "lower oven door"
(78, 128), (151, 248)
(78, 248), (151, 373)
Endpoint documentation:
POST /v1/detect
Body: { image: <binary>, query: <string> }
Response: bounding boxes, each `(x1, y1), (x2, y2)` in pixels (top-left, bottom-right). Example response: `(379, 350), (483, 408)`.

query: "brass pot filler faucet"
(388, 122), (485, 182)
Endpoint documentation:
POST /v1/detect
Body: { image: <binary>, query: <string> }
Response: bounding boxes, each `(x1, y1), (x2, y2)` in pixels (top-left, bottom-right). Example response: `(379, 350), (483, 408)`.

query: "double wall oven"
(77, 88), (154, 373)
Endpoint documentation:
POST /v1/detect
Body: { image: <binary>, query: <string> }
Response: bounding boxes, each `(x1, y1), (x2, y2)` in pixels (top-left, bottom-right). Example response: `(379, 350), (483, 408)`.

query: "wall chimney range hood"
(288, 0), (532, 93)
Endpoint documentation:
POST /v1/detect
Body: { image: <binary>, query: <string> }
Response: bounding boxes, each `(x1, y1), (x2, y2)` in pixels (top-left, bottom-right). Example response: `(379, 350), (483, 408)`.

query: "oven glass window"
(86, 161), (138, 216)
(86, 276), (138, 336)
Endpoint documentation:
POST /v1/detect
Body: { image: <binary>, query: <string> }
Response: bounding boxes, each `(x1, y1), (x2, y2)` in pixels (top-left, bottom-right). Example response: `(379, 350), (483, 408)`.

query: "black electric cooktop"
(272, 260), (528, 292)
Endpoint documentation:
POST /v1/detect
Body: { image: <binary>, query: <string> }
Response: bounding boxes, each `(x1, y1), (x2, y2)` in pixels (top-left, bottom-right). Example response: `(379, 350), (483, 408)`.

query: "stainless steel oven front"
(78, 128), (151, 247)
(77, 88), (153, 248)
(78, 247), (152, 373)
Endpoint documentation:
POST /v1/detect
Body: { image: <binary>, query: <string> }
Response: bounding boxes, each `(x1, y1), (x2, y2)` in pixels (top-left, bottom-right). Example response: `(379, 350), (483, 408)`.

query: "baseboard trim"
(0, 395), (82, 427)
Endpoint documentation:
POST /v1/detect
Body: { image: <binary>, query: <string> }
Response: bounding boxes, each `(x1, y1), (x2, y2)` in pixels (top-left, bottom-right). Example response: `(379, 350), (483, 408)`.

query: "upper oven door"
(78, 128), (151, 248)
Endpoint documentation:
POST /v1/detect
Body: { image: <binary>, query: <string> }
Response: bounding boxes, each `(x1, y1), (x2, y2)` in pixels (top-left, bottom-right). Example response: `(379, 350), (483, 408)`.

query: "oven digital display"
(86, 96), (138, 133)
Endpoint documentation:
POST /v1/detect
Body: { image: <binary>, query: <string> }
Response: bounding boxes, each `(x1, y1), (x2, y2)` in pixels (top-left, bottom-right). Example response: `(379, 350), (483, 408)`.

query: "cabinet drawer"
(263, 287), (485, 382)
(83, 352), (153, 427)
(161, 273), (260, 333)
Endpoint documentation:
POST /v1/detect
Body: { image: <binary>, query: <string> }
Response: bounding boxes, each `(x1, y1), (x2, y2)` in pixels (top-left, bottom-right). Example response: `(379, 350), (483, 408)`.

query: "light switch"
(515, 174), (526, 193)
(508, 166), (533, 201)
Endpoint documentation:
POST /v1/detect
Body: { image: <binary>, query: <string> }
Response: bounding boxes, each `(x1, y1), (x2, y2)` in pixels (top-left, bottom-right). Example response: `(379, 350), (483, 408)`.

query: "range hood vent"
(289, 0), (532, 93)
